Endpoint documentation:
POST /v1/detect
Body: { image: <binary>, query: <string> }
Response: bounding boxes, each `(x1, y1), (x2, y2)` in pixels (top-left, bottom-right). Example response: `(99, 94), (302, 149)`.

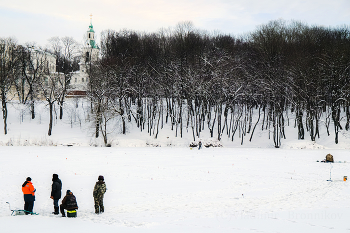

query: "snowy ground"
(1, 99), (350, 150)
(1, 147), (349, 233)
(1, 100), (350, 232)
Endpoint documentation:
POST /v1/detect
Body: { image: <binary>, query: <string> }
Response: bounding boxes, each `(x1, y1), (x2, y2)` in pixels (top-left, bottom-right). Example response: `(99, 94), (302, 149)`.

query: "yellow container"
(344, 176), (347, 181)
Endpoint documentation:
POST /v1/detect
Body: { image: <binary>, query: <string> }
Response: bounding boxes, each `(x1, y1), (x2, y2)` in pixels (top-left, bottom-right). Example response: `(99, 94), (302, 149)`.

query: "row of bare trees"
(88, 20), (350, 147)
(1, 20), (349, 147)
(0, 36), (79, 135)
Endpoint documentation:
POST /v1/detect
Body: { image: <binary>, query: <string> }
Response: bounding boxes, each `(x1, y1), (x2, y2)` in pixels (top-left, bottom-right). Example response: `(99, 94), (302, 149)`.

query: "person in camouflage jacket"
(93, 175), (107, 214)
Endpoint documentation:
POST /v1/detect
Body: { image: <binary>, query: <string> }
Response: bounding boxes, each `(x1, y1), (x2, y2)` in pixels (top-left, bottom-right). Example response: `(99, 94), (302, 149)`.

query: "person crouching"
(60, 190), (78, 217)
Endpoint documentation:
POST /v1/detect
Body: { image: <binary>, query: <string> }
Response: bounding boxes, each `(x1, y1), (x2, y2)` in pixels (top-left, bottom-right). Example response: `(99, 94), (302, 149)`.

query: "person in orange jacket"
(22, 177), (36, 214)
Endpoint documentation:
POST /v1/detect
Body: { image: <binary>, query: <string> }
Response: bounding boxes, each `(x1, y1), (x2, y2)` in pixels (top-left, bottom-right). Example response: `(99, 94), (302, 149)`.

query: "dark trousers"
(24, 201), (34, 214)
(60, 204), (77, 216)
(60, 204), (67, 216)
(53, 199), (59, 207)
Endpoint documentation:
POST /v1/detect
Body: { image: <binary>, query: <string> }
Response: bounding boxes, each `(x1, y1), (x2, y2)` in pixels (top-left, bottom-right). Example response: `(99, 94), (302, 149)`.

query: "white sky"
(0, 0), (349, 47)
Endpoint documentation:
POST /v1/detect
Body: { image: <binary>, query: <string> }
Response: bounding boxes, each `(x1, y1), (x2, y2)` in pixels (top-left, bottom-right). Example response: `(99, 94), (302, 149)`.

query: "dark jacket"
(61, 193), (78, 210)
(51, 178), (62, 200)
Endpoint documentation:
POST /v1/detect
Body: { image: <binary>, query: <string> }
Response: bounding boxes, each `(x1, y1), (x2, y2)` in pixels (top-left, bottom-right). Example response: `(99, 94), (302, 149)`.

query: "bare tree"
(21, 44), (51, 119)
(48, 36), (79, 119)
(0, 37), (20, 134)
(39, 73), (63, 136)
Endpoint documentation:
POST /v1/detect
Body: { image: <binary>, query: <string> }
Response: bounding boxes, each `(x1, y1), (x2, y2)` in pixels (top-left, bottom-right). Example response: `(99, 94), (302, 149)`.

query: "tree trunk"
(179, 99), (183, 138)
(48, 102), (53, 136)
(95, 100), (101, 138)
(332, 105), (341, 144)
(249, 107), (261, 142)
(297, 109), (304, 140)
(101, 119), (108, 145)
(2, 94), (7, 135)
(31, 100), (35, 119)
(59, 104), (63, 120)
(217, 104), (222, 141)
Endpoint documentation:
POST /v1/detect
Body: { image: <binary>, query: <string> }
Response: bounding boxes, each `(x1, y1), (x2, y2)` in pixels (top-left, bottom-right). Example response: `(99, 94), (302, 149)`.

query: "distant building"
(69, 18), (100, 95)
(8, 46), (60, 101)
(29, 48), (57, 74)
(8, 18), (99, 100)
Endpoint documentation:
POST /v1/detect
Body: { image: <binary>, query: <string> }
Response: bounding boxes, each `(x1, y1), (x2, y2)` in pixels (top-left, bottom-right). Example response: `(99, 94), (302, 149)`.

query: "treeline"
(1, 20), (350, 147)
(0, 37), (79, 136)
(88, 20), (350, 147)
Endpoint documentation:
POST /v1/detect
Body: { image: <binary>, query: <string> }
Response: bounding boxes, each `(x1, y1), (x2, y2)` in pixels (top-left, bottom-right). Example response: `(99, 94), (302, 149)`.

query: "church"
(68, 18), (100, 96)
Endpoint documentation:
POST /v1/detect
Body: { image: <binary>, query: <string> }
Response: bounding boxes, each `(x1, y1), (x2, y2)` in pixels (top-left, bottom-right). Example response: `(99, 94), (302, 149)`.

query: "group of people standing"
(21, 174), (107, 216)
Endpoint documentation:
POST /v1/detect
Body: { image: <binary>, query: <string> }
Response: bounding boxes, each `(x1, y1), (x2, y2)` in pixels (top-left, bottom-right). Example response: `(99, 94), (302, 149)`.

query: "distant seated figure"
(60, 190), (78, 217)
(326, 153), (334, 163)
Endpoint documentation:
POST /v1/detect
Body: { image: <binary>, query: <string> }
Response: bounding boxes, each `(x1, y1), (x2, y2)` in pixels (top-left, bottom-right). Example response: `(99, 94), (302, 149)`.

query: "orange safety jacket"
(22, 181), (35, 196)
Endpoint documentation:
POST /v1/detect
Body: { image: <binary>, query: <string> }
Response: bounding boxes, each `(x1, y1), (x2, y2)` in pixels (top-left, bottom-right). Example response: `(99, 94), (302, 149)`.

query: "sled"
(6, 202), (39, 216)
(11, 210), (39, 216)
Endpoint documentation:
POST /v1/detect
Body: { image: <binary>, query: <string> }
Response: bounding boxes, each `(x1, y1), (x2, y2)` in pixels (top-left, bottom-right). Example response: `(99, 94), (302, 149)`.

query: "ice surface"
(1, 147), (349, 233)
(0, 100), (349, 232)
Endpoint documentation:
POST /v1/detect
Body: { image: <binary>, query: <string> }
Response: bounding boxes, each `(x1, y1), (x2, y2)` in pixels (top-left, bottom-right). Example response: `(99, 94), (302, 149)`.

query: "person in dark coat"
(93, 175), (107, 214)
(22, 177), (36, 214)
(50, 174), (62, 215)
(60, 190), (78, 217)
(198, 141), (202, 150)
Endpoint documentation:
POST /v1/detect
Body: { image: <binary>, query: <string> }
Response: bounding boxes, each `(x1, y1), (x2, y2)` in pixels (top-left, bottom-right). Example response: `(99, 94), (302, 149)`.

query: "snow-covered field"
(0, 100), (350, 232)
(1, 99), (350, 150)
(1, 147), (349, 233)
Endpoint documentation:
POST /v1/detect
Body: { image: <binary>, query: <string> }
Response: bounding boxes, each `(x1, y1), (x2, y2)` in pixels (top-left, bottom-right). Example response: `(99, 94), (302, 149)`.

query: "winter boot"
(94, 205), (99, 214)
(54, 206), (59, 215)
(60, 206), (66, 217)
(100, 205), (104, 213)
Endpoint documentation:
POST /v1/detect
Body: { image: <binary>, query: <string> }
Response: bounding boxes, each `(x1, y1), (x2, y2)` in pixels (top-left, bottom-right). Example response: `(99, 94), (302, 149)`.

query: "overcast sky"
(1, 0), (349, 47)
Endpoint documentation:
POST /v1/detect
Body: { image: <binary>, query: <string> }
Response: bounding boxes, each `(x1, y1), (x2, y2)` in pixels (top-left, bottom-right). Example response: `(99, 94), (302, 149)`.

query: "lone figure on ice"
(93, 175), (107, 214)
(50, 174), (62, 215)
(198, 141), (202, 150)
(22, 177), (36, 214)
(60, 190), (78, 217)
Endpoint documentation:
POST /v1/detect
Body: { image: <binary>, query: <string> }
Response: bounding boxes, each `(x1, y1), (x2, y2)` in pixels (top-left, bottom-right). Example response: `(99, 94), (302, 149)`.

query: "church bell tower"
(83, 14), (99, 64)
(70, 14), (100, 91)
(87, 14), (97, 49)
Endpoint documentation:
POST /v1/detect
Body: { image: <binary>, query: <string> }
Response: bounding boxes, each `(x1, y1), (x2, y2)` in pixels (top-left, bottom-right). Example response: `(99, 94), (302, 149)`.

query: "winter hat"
(98, 175), (104, 181)
(26, 177), (32, 181)
(52, 174), (58, 180)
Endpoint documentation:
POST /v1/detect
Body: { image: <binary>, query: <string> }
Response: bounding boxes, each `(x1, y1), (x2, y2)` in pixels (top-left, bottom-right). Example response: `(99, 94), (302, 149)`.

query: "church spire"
(87, 14), (97, 49)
